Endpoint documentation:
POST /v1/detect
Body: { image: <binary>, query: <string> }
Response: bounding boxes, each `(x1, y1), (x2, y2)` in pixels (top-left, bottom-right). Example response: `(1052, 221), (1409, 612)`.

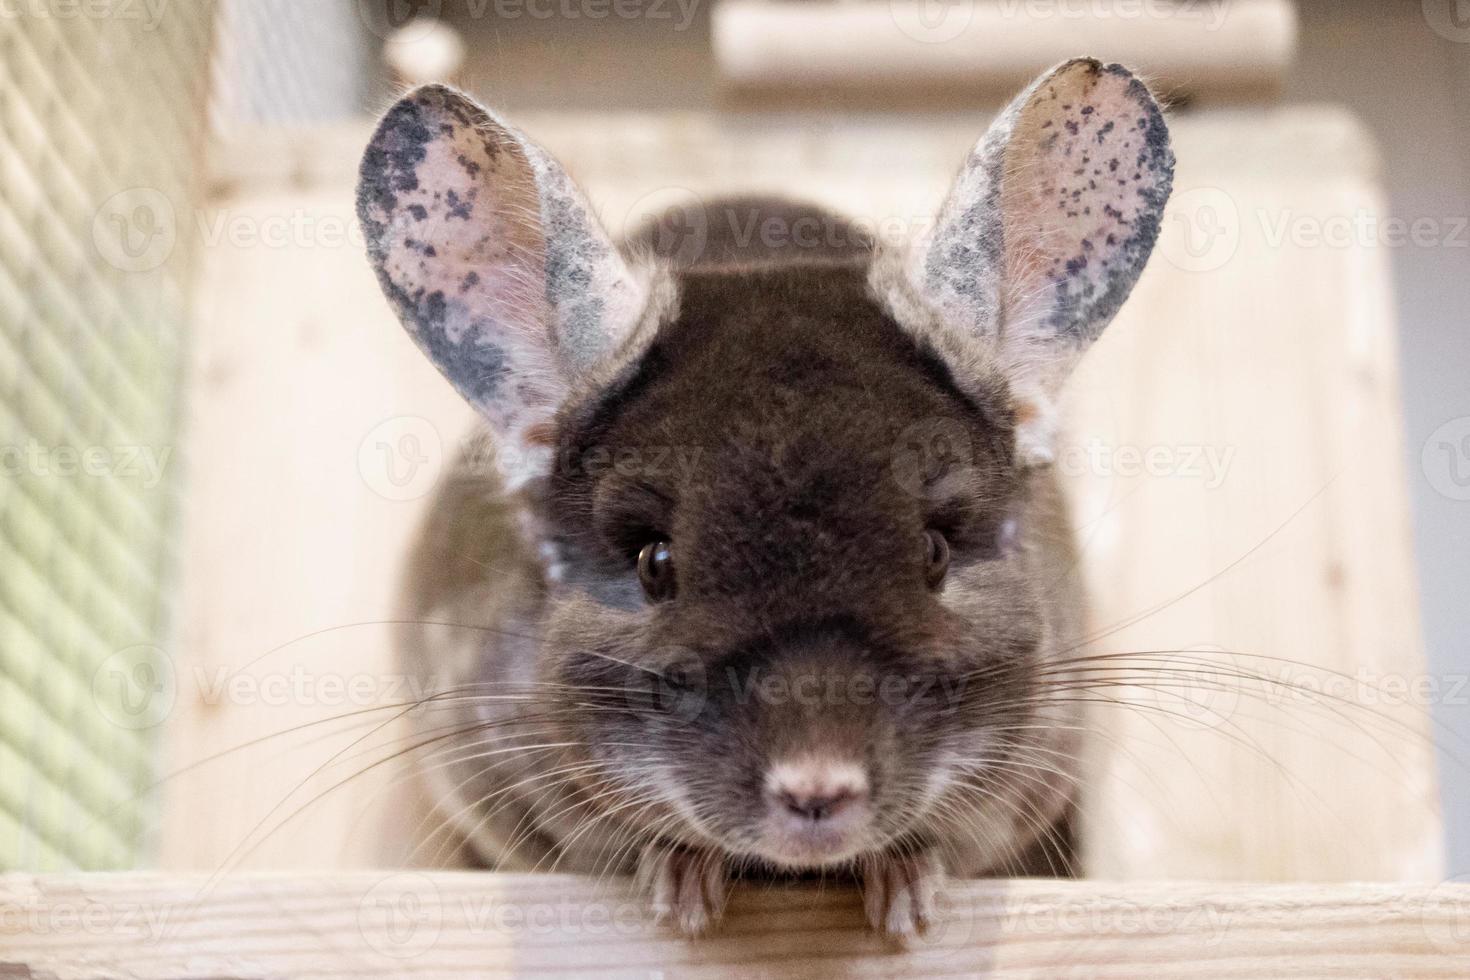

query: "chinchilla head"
(358, 59), (1173, 871)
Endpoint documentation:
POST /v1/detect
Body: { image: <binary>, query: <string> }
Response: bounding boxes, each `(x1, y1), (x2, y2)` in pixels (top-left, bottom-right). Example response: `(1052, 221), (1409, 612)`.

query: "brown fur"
(399, 202), (1084, 881)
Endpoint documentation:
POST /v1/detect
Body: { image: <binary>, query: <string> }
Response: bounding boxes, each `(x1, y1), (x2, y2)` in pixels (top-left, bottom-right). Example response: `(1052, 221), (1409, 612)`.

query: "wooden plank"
(3, 874), (1468, 977)
(712, 0), (1297, 99)
(158, 181), (475, 871)
(1063, 116), (1441, 881)
(164, 107), (1438, 881)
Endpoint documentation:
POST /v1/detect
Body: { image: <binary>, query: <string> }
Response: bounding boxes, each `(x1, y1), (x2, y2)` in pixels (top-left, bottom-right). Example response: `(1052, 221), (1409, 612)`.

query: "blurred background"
(0, 0), (1465, 884)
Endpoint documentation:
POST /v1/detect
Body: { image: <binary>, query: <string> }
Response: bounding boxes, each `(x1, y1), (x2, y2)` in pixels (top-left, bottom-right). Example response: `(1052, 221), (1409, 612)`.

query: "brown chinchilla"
(357, 58), (1173, 937)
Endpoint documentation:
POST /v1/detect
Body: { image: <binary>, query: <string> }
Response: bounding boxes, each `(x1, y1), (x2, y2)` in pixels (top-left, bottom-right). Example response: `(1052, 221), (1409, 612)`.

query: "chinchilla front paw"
(637, 842), (730, 936)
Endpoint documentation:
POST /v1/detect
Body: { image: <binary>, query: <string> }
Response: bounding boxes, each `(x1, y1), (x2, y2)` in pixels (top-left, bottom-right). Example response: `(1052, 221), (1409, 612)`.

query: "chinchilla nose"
(764, 757), (869, 822)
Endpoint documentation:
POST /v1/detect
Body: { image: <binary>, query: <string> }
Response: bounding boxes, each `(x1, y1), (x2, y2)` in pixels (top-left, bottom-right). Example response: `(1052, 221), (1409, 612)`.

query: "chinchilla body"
(362, 59), (1172, 932)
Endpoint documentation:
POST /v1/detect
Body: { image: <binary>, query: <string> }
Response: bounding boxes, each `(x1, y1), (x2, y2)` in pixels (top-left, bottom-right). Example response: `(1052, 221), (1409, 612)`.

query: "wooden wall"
(155, 107), (1440, 882)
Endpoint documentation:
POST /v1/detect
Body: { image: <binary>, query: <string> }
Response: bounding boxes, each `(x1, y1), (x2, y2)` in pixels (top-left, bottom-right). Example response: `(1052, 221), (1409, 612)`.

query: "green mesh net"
(0, 3), (213, 870)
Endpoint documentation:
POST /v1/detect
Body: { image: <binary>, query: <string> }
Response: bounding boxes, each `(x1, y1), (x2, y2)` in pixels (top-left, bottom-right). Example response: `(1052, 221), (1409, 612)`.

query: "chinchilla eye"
(924, 529), (950, 588)
(637, 541), (677, 602)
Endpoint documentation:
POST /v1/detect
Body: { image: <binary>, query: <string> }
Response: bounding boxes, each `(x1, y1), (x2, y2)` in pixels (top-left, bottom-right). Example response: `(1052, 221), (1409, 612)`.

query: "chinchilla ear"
(357, 85), (649, 487)
(907, 58), (1174, 462)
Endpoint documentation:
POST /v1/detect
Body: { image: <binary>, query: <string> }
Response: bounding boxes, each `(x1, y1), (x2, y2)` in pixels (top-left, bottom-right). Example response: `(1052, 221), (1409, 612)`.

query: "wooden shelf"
(3, 873), (1468, 977)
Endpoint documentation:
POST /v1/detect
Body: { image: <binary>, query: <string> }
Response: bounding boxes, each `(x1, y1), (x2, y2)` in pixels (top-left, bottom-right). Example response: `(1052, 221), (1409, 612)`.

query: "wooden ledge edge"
(2, 874), (1468, 977)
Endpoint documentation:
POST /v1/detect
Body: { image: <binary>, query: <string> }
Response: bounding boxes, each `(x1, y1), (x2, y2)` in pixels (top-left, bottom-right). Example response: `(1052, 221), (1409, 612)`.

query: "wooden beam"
(712, 0), (1298, 102)
(3, 874), (1468, 977)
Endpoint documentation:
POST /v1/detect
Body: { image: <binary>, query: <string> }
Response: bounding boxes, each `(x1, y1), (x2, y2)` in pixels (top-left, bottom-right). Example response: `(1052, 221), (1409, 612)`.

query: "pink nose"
(764, 759), (869, 823)
(773, 786), (860, 821)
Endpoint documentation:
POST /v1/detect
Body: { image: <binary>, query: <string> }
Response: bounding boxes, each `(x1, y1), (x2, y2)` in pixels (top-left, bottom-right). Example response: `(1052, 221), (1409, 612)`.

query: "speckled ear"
(912, 59), (1173, 459)
(357, 85), (647, 486)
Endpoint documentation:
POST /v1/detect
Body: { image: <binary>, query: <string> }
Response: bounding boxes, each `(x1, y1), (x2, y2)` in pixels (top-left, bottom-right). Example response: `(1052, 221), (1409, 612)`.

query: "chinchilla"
(356, 57), (1173, 937)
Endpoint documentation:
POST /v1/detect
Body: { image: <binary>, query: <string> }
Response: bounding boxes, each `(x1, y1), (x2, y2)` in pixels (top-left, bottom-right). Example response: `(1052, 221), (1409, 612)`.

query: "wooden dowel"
(714, 0), (1297, 99)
